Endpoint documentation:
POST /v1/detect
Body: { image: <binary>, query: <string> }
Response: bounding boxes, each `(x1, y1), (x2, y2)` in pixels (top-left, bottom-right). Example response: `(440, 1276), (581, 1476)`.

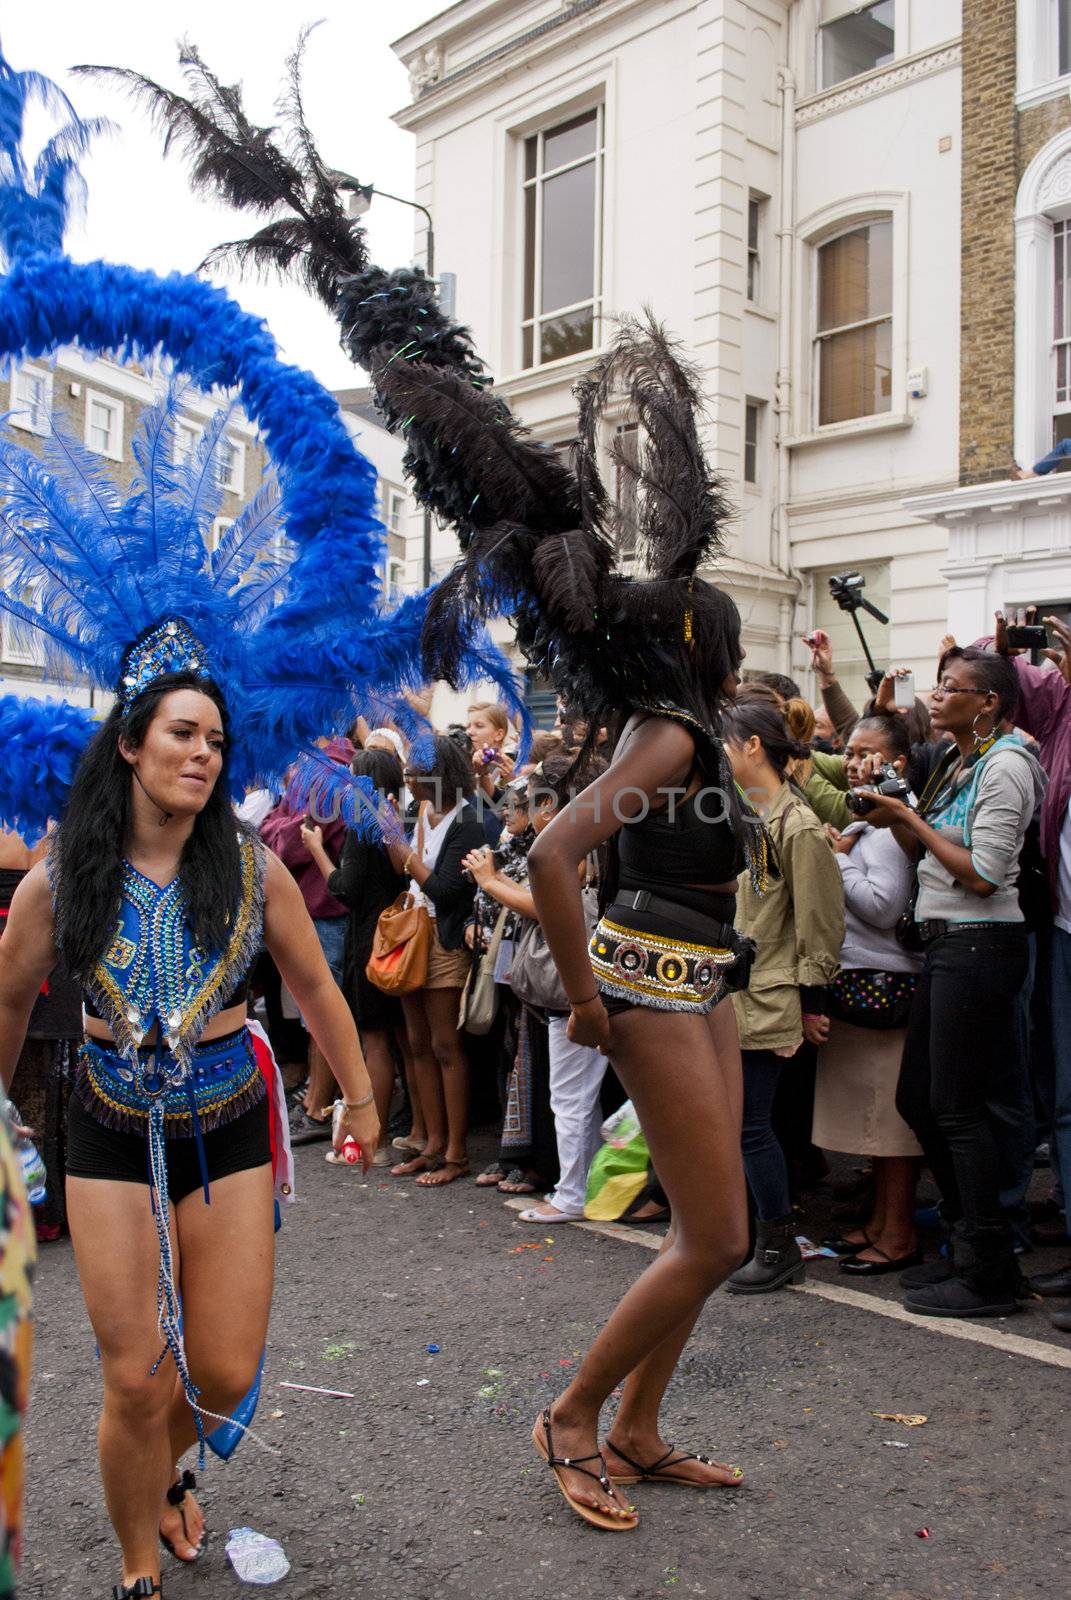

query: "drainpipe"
(774, 3), (800, 670)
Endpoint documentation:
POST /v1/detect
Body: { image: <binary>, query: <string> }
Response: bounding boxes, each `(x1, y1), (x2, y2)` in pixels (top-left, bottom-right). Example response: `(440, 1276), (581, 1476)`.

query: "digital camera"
(845, 763), (912, 817)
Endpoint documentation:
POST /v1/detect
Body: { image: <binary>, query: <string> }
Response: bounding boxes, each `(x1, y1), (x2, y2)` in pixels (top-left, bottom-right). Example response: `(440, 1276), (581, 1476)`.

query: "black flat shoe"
(903, 1275), (1020, 1318)
(840, 1246), (922, 1278)
(112, 1581), (161, 1599)
(160, 1469), (205, 1562)
(822, 1234), (872, 1256)
(1028, 1263), (1071, 1297)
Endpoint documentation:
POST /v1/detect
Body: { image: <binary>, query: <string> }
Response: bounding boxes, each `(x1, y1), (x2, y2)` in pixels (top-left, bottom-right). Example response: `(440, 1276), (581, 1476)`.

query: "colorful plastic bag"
(584, 1100), (651, 1221)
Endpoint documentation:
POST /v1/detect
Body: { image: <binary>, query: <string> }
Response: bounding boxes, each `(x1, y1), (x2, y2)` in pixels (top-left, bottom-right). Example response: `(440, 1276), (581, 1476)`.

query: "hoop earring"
(971, 709), (994, 747)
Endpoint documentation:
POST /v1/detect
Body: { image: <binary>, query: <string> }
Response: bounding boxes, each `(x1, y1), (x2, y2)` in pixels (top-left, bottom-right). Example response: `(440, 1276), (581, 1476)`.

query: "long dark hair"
(406, 733), (477, 812)
(51, 672), (244, 979)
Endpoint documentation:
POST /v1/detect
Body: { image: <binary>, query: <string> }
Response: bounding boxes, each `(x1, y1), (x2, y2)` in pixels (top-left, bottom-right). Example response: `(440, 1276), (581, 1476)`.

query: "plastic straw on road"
(279, 1381), (355, 1398)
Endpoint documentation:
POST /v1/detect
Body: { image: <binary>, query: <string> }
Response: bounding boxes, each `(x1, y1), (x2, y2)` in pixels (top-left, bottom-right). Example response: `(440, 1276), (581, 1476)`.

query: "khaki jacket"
(732, 783), (845, 1054)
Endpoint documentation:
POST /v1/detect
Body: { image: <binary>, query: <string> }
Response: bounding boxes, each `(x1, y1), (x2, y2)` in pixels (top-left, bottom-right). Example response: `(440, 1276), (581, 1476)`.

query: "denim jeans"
(741, 1049), (793, 1220)
(896, 925), (1029, 1260)
(1048, 927), (1071, 1219)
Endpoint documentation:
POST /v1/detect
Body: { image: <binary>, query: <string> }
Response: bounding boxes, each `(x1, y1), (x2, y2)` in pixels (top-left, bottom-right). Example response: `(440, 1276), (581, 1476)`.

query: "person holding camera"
(721, 700), (845, 1294)
(858, 649), (1045, 1317)
(813, 716), (924, 1275)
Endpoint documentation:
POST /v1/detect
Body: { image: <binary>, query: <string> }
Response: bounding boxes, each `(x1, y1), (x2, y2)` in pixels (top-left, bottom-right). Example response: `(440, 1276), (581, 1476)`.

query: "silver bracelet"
(344, 1091), (375, 1110)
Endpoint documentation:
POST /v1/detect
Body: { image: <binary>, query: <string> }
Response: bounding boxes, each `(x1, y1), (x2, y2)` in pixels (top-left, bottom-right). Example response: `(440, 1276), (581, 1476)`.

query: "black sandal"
(112, 1581), (161, 1599)
(531, 1407), (638, 1531)
(160, 1468), (206, 1561)
(606, 1437), (744, 1488)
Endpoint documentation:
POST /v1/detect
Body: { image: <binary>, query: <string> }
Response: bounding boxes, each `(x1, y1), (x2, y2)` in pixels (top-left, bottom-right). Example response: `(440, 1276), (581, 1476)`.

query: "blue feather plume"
(0, 693), (97, 841)
(285, 749), (403, 847)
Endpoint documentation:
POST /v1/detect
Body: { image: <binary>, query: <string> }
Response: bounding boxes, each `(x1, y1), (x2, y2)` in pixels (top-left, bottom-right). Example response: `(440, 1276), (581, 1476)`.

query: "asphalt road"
(22, 1137), (1071, 1600)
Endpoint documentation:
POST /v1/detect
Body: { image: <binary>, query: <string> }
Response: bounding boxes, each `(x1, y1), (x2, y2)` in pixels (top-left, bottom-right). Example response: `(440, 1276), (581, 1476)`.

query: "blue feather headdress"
(0, 41), (528, 838)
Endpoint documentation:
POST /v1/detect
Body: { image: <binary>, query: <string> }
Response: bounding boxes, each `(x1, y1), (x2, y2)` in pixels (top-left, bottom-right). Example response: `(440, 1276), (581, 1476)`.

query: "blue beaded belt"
(76, 1027), (265, 1136)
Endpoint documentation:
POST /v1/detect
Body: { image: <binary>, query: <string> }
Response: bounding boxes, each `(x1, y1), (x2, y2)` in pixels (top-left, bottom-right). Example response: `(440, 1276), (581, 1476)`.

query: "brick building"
(909, 0), (1071, 642)
(0, 351), (268, 702)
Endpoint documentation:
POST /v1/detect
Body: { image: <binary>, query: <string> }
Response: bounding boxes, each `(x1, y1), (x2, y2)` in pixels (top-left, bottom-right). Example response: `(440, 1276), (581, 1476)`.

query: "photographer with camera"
(857, 649), (1045, 1318)
(813, 716), (924, 1277)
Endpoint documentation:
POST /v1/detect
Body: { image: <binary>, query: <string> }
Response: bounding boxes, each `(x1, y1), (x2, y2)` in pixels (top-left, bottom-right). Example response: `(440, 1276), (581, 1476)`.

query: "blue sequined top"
(78, 833), (266, 1070)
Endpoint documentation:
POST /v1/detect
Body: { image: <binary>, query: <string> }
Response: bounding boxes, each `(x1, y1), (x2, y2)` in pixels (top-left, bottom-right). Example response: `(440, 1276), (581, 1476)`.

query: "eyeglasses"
(930, 681), (989, 700)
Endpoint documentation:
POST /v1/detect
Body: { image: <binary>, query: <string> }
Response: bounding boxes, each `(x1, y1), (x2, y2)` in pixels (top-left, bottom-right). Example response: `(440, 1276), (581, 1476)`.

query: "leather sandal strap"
(542, 1408), (618, 1496)
(113, 1581), (161, 1599)
(166, 1468), (196, 1506)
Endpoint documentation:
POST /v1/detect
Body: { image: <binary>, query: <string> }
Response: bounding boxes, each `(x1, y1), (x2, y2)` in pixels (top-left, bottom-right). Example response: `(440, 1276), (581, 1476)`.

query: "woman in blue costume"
(0, 45), (523, 1599)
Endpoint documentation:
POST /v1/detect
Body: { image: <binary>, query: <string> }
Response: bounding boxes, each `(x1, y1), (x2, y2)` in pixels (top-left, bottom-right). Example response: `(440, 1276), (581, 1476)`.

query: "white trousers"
(546, 1016), (608, 1216)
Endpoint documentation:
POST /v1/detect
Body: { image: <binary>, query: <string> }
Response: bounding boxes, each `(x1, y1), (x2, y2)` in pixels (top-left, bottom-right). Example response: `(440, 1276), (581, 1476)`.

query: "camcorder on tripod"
(827, 572), (888, 694)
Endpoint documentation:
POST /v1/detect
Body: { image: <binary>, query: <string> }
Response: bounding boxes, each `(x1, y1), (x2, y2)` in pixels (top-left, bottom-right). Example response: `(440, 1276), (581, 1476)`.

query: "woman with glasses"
(856, 649), (1044, 1318)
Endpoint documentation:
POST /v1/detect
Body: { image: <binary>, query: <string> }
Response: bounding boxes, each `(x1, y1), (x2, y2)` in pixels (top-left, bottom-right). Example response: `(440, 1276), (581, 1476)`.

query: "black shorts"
(67, 1092), (272, 1205)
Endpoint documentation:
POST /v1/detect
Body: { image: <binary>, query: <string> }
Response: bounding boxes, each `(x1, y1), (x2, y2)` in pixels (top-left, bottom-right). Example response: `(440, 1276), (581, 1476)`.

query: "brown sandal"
(532, 1408), (638, 1531)
(606, 1438), (744, 1489)
(415, 1159), (470, 1187)
(390, 1152), (441, 1177)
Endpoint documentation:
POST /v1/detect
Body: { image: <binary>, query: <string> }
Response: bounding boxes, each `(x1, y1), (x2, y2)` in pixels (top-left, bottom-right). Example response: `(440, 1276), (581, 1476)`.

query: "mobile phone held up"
(893, 672), (915, 709)
(1006, 624), (1049, 651)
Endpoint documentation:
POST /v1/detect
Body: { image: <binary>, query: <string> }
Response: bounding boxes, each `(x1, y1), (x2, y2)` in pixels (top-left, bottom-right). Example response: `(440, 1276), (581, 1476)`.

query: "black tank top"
(618, 786), (744, 894)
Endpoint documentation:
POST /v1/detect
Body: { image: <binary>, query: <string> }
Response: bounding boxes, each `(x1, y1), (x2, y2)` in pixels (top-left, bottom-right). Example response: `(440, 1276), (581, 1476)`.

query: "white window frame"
(386, 557), (406, 595)
(209, 516), (234, 554)
(747, 194), (766, 305)
(519, 104), (605, 373)
(216, 436), (245, 495)
(744, 399), (763, 487)
(818, 0), (900, 93)
(1017, 0), (1071, 106)
(173, 418), (200, 468)
(83, 388), (124, 461)
(794, 193), (909, 441)
(382, 485), (406, 537)
(1014, 127), (1071, 464)
(0, 581), (43, 666)
(8, 364), (53, 436)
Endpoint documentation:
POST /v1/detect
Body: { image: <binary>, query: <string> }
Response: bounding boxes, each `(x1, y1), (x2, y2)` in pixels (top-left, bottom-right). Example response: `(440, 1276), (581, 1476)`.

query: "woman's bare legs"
(393, 992), (446, 1173)
(393, 1022), (426, 1146)
(360, 1026), (398, 1150)
(851, 1156), (920, 1264)
(302, 1039), (337, 1119)
(159, 1162), (274, 1554)
(68, 1177), (177, 1588)
(416, 986), (469, 1184)
(604, 1001), (746, 1487)
(538, 1003), (749, 1518)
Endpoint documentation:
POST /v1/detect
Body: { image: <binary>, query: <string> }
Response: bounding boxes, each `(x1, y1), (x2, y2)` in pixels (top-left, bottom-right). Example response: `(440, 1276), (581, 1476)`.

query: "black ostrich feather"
(367, 345), (581, 543)
(575, 313), (731, 581)
(337, 265), (485, 377)
(75, 28), (365, 306)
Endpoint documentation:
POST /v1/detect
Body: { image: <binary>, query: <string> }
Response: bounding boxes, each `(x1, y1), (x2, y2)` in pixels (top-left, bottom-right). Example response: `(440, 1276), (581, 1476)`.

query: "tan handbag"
(366, 891), (431, 995)
(366, 815), (431, 995)
(459, 906), (509, 1035)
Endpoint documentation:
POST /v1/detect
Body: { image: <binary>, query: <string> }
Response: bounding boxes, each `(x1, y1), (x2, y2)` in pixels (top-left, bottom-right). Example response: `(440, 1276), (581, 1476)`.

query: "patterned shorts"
(589, 916), (740, 1015)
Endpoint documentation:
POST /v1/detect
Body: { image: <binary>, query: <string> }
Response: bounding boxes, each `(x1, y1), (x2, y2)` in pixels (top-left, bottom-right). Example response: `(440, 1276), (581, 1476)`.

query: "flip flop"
(390, 1152), (441, 1178)
(415, 1159), (471, 1188)
(160, 1469), (207, 1561)
(605, 1439), (744, 1490)
(497, 1167), (540, 1194)
(391, 1135), (424, 1154)
(532, 1408), (638, 1531)
(475, 1163), (507, 1187)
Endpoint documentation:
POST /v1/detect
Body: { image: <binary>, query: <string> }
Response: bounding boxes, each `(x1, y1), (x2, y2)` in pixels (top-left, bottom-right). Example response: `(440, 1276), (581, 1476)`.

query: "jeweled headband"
(117, 618), (212, 712)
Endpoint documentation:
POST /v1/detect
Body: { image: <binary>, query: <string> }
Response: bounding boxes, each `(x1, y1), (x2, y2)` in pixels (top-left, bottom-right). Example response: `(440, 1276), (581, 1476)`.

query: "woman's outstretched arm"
(0, 863), (58, 1090)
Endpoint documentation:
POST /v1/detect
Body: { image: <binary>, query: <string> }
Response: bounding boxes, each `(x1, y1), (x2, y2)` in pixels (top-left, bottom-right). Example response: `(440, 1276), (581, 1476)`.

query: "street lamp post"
(332, 173), (436, 586)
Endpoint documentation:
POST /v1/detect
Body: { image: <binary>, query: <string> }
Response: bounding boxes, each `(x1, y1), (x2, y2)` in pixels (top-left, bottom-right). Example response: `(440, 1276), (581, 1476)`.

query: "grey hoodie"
(916, 736), (1047, 925)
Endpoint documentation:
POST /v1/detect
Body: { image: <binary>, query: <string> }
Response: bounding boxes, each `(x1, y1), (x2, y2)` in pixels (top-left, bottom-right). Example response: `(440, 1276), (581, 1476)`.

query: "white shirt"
(410, 803), (462, 919)
(1056, 799), (1071, 936)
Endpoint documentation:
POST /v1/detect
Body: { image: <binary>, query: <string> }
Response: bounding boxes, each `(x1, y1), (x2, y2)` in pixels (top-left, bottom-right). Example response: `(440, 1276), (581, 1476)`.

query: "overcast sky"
(4, 1), (443, 389)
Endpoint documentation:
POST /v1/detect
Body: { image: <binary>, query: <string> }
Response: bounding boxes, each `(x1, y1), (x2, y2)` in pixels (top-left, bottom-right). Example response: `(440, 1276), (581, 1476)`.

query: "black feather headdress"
(92, 36), (768, 866)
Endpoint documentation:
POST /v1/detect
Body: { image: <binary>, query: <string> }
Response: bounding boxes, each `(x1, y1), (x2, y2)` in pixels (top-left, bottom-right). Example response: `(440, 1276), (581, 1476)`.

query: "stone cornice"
(796, 41), (962, 127)
(904, 475), (1071, 525)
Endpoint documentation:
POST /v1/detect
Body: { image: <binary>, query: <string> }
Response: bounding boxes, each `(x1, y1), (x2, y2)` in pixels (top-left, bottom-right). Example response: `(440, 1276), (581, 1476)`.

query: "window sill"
(745, 301), (777, 324)
(1016, 72), (1071, 111)
(500, 348), (608, 398)
(784, 412), (914, 450)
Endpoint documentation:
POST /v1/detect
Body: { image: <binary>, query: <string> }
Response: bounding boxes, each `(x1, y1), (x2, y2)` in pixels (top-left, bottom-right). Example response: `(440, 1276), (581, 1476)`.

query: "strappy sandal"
(160, 1468), (205, 1561)
(606, 1439), (744, 1489)
(112, 1581), (162, 1599)
(497, 1167), (539, 1194)
(390, 1152), (442, 1177)
(474, 1162), (507, 1187)
(415, 1158), (470, 1187)
(532, 1407), (638, 1531)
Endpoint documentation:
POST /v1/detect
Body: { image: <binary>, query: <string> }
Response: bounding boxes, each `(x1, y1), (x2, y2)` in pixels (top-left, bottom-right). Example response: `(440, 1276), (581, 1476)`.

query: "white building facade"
(392, 0), (964, 708)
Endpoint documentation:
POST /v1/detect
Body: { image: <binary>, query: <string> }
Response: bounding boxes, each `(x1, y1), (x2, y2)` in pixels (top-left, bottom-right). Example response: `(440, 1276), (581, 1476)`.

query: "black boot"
(903, 1223), (1021, 1319)
(1028, 1260), (1071, 1297)
(725, 1215), (804, 1295)
(899, 1258), (953, 1289)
